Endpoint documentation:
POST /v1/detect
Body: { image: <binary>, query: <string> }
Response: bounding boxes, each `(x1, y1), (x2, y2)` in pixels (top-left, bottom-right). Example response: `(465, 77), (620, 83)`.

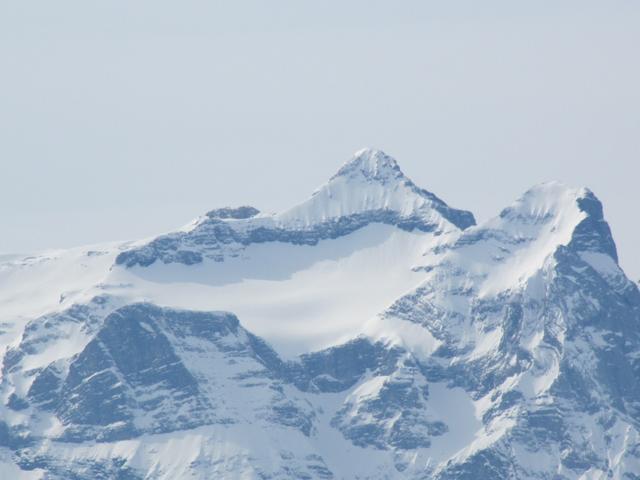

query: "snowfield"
(1, 149), (639, 479)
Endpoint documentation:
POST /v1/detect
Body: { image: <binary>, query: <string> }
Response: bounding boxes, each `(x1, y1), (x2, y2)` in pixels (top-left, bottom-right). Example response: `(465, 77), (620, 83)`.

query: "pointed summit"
(117, 149), (476, 267)
(331, 148), (404, 183)
(441, 182), (621, 296)
(279, 148), (475, 231)
(496, 181), (618, 262)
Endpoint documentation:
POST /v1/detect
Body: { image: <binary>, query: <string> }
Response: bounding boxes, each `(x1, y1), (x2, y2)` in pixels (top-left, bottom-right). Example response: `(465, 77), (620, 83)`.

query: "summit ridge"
(115, 149), (475, 268)
(0, 149), (638, 479)
(331, 148), (404, 182)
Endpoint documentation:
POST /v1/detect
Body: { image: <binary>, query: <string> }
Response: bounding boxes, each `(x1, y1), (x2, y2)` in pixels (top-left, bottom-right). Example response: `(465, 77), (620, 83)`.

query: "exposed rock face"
(115, 149), (475, 268)
(1, 150), (638, 479)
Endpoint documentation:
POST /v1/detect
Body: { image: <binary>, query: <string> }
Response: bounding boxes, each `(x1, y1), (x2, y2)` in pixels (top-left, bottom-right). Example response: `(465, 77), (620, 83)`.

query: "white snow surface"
(0, 150), (636, 479)
(113, 224), (439, 357)
(276, 148), (453, 228)
(440, 181), (590, 297)
(0, 149), (468, 358)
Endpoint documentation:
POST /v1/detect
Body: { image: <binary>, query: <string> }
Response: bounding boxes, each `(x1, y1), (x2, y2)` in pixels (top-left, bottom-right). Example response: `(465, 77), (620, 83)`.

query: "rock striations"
(0, 149), (638, 479)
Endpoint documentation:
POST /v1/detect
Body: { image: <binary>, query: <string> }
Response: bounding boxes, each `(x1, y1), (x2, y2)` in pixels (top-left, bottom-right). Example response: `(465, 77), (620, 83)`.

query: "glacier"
(0, 148), (639, 479)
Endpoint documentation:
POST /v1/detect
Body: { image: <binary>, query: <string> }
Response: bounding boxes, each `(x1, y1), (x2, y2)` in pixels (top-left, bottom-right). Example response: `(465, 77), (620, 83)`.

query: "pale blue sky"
(1, 1), (639, 278)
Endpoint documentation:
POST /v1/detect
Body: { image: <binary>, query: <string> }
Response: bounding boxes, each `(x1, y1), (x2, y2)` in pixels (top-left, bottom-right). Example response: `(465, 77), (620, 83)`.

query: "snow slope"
(1, 149), (639, 479)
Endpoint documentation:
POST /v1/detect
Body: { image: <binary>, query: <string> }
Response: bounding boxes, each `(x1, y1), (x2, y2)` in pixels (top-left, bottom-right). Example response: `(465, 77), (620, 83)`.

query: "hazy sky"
(1, 1), (639, 278)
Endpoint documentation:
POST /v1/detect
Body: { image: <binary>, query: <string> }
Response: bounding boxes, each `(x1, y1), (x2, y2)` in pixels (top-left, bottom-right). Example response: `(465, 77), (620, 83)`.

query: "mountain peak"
(498, 181), (588, 222)
(331, 148), (404, 183)
(496, 182), (616, 261)
(286, 148), (475, 231)
(449, 182), (620, 296)
(116, 149), (476, 268)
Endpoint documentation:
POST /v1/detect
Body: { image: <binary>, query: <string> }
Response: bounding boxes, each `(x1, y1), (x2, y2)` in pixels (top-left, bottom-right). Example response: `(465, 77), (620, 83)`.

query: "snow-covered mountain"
(1, 149), (639, 479)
